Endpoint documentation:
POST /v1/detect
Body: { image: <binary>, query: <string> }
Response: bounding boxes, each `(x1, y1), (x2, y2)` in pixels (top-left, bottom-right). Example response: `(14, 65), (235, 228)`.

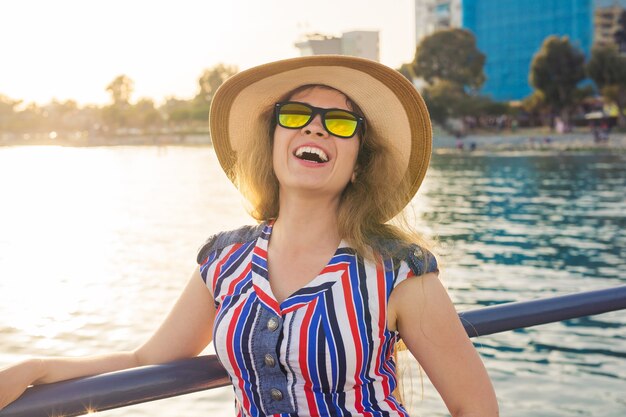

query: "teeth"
(295, 146), (329, 162)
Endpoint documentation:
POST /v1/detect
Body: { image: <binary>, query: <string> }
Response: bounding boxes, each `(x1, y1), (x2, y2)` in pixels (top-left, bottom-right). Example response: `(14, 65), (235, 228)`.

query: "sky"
(0, 0), (417, 106)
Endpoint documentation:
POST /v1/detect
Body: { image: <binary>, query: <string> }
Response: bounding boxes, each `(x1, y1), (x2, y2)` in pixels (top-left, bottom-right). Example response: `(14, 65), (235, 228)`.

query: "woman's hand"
(0, 359), (42, 410)
(388, 272), (499, 417)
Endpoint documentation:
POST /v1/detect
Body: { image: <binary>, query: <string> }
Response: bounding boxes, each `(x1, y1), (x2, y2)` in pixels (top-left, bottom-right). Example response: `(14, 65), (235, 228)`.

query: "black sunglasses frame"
(274, 101), (365, 139)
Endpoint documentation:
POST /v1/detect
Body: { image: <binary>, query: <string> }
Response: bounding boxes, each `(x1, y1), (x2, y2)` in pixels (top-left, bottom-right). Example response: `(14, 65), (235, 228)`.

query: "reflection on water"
(0, 147), (624, 416)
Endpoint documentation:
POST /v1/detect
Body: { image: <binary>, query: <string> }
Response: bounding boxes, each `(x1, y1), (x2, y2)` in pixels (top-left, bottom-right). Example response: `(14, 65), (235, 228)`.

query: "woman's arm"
(388, 272), (499, 417)
(0, 265), (215, 410)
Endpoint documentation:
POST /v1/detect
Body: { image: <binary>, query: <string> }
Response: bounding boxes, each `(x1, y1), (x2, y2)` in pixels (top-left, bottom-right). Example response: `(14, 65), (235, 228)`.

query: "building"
(341, 31), (380, 61)
(295, 31), (380, 61)
(414, 0), (462, 45)
(462, 0), (594, 101)
(294, 34), (342, 56)
(594, 3), (626, 51)
(414, 0), (626, 101)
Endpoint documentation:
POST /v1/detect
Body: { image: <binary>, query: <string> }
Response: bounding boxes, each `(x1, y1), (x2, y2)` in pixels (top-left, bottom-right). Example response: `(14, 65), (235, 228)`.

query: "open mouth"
(294, 146), (329, 163)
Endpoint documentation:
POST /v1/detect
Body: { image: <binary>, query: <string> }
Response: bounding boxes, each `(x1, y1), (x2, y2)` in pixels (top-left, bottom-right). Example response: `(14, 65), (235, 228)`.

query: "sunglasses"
(275, 101), (365, 139)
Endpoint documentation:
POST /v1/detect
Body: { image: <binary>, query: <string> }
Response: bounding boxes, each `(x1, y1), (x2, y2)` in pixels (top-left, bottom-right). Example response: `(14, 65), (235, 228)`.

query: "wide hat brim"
(209, 55), (432, 216)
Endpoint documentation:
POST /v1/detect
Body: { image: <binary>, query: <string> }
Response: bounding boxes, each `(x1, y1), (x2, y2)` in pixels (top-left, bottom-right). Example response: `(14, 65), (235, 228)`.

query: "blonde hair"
(234, 84), (432, 406)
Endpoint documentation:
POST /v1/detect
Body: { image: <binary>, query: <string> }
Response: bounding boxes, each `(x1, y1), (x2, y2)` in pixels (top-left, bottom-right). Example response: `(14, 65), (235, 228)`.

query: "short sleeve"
(197, 234), (218, 265)
(405, 244), (438, 277)
(196, 235), (220, 292)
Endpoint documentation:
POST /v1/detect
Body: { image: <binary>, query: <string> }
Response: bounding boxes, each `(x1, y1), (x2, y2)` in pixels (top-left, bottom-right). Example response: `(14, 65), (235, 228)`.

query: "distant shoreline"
(433, 130), (626, 153)
(1, 131), (625, 153)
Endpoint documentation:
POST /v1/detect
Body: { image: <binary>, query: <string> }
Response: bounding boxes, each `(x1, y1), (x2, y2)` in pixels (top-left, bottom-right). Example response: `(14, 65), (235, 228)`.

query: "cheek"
(340, 141), (360, 170)
(271, 130), (290, 176)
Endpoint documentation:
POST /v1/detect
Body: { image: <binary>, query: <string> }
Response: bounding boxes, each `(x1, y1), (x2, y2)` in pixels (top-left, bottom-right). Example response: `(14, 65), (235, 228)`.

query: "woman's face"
(272, 87), (361, 200)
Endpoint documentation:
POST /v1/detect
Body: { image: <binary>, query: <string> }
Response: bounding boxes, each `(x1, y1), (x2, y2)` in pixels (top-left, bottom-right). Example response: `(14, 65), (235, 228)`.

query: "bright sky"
(0, 0), (416, 106)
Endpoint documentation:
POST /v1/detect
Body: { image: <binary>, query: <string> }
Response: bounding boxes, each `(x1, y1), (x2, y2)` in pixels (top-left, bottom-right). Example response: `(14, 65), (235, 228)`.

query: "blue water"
(412, 152), (626, 416)
(0, 147), (624, 416)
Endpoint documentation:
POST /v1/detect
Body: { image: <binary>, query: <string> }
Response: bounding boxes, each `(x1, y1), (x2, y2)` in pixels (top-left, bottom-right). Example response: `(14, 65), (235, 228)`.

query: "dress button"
(270, 388), (283, 401)
(267, 317), (279, 331)
(264, 353), (276, 367)
(413, 246), (424, 260)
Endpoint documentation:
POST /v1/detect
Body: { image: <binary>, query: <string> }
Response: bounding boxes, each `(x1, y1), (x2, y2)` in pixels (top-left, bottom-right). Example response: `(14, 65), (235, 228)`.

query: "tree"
(191, 64), (238, 122)
(529, 36), (586, 124)
(106, 75), (134, 105)
(196, 64), (238, 104)
(421, 81), (468, 125)
(0, 95), (22, 131)
(103, 75), (135, 131)
(586, 44), (626, 127)
(413, 29), (486, 91)
(397, 63), (415, 82)
(130, 98), (162, 130)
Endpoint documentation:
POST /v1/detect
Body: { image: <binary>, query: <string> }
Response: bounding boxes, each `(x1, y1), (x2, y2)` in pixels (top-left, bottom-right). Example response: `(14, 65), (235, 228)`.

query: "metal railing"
(1, 285), (625, 417)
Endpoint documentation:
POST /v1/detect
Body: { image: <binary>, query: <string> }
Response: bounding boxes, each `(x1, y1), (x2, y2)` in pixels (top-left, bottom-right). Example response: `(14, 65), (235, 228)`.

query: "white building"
(341, 31), (380, 61)
(414, 0), (462, 46)
(295, 31), (380, 61)
(294, 33), (342, 55)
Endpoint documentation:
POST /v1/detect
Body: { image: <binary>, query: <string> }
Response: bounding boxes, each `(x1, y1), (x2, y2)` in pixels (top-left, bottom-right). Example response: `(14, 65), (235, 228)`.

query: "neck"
(271, 189), (342, 251)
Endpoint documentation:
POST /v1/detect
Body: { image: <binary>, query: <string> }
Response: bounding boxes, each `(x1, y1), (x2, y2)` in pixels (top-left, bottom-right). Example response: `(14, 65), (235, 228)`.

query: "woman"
(0, 56), (498, 417)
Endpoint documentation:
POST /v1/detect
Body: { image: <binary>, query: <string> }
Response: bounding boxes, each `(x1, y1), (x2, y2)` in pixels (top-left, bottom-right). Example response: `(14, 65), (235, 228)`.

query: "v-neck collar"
(250, 221), (351, 316)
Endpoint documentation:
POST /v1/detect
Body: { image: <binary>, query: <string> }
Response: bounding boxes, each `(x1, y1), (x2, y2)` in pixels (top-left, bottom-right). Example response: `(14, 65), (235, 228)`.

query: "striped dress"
(197, 222), (438, 417)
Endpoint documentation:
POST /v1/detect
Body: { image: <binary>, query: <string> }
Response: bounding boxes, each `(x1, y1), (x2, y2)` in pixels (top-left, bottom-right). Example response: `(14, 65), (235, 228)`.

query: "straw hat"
(209, 55), (432, 211)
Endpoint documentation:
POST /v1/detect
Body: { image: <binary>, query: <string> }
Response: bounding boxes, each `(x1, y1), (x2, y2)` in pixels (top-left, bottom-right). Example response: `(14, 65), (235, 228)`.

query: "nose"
(301, 114), (328, 138)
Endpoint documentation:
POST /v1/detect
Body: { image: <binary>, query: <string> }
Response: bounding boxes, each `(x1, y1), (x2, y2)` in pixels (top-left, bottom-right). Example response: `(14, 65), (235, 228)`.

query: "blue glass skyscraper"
(462, 0), (594, 101)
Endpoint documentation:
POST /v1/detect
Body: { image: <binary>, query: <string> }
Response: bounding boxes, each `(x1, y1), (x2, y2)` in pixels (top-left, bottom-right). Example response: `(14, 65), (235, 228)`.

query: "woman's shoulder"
(369, 236), (438, 277)
(196, 223), (265, 264)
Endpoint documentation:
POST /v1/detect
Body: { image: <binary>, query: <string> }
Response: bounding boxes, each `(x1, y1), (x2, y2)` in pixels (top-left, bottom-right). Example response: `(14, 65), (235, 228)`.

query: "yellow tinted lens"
(278, 103), (312, 128)
(325, 110), (358, 137)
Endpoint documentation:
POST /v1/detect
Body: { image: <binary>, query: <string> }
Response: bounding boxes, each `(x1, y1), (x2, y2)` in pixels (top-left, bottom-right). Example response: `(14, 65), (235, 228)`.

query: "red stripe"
(225, 300), (250, 413)
(320, 261), (349, 275)
(227, 262), (252, 295)
(253, 245), (267, 258)
(341, 269), (366, 414)
(299, 299), (320, 417)
(406, 265), (416, 279)
(252, 284), (280, 314)
(213, 243), (243, 290)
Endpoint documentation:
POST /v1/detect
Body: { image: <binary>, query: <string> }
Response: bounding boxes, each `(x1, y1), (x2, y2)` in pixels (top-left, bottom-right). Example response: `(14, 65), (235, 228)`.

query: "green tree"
(0, 95), (22, 131)
(130, 98), (162, 130)
(411, 29), (493, 128)
(161, 97), (193, 126)
(192, 64), (238, 122)
(196, 64), (238, 103)
(397, 63), (415, 82)
(44, 100), (79, 133)
(103, 75), (135, 131)
(421, 81), (468, 125)
(106, 75), (134, 105)
(529, 36), (586, 124)
(413, 29), (486, 91)
(586, 44), (626, 127)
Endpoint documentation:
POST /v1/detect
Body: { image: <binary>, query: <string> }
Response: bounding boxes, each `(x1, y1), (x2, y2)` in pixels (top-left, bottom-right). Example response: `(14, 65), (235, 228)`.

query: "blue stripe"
(320, 294), (344, 417)
(199, 250), (217, 283)
(231, 295), (261, 417)
(355, 256), (376, 410)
